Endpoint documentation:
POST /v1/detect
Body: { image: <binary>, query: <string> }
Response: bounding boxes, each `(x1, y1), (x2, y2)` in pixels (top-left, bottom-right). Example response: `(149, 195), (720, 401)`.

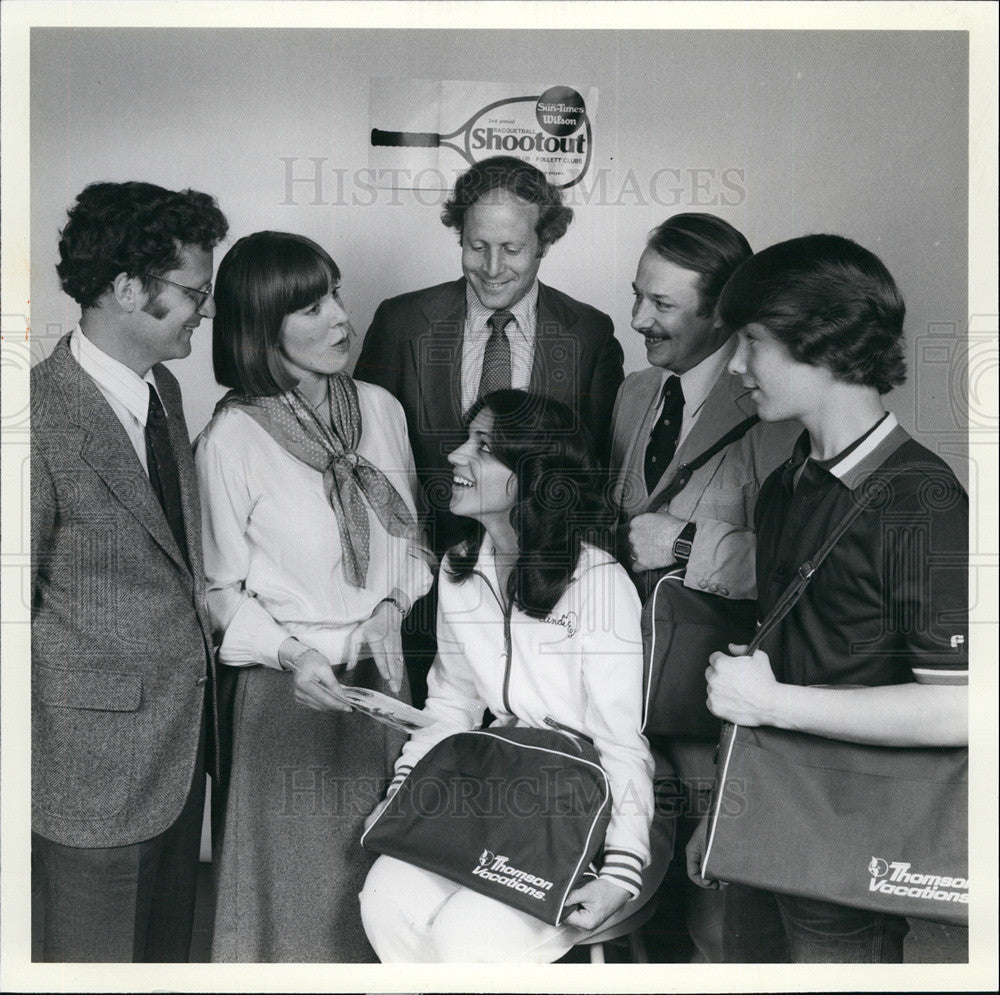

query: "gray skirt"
(211, 658), (406, 962)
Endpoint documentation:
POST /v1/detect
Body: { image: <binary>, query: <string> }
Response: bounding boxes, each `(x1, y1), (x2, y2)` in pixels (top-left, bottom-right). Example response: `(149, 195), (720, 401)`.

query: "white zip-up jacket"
(390, 539), (654, 897)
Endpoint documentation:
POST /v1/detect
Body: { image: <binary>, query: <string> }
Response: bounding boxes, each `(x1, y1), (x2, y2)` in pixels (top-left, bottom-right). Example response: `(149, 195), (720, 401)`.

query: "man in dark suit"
(610, 213), (800, 961)
(354, 155), (624, 555)
(31, 181), (228, 962)
(354, 156), (623, 703)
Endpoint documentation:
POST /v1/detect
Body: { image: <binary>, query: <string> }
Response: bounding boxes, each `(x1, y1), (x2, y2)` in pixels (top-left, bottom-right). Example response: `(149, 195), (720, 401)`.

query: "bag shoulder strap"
(746, 436), (906, 653)
(647, 415), (759, 515)
(746, 425), (910, 656)
(704, 435), (910, 874)
(747, 483), (873, 652)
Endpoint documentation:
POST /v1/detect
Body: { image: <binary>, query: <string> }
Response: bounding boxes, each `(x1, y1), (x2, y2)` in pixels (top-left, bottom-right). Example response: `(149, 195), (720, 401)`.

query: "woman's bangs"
(280, 242), (339, 313)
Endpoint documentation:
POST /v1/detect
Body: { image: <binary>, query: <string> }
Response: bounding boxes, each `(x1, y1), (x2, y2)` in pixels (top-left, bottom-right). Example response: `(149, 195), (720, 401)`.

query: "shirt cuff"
(598, 848), (644, 899)
(217, 596), (290, 670)
(398, 547), (435, 612)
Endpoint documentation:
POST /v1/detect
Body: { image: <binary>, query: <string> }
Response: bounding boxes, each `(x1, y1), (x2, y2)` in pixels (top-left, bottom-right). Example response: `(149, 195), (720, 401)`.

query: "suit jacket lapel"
(615, 369), (663, 506)
(529, 281), (575, 404)
(49, 339), (191, 573)
(645, 368), (755, 510)
(415, 279), (467, 437)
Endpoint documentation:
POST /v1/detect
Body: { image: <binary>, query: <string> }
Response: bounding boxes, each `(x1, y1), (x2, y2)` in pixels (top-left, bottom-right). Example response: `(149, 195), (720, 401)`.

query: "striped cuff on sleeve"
(598, 848), (644, 899)
(388, 765), (412, 795)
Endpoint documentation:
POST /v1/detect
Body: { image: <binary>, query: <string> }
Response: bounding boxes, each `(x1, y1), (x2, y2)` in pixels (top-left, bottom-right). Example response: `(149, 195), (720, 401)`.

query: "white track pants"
(360, 855), (583, 962)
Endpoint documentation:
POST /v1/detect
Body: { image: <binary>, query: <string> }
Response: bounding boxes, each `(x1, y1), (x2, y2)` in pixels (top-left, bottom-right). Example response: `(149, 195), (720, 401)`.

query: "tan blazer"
(31, 336), (217, 847)
(610, 358), (801, 601)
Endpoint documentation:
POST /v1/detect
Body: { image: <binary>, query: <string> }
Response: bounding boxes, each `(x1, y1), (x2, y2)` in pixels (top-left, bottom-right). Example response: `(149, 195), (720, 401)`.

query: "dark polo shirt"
(755, 414), (968, 689)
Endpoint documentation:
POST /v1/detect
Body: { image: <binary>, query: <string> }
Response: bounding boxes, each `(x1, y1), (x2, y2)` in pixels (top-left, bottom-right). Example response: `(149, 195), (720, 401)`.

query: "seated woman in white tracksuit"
(360, 390), (654, 963)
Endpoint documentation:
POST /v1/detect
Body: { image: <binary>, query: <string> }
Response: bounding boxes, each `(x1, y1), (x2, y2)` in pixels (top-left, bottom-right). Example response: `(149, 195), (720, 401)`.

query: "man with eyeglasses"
(31, 181), (228, 961)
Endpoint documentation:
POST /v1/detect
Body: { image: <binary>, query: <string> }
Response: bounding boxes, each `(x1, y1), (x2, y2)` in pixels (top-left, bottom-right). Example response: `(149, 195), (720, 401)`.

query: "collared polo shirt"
(755, 413), (968, 688)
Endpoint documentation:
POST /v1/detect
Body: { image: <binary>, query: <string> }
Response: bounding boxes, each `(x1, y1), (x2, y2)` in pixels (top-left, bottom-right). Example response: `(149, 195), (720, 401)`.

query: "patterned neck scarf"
(216, 374), (415, 587)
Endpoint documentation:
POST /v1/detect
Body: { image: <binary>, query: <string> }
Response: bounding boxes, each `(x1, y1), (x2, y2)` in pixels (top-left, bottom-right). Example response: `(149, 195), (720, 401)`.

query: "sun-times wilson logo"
(473, 850), (553, 902)
(868, 857), (968, 907)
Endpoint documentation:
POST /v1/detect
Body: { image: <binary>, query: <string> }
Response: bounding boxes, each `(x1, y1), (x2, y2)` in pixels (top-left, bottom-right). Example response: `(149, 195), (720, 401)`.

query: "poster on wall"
(369, 78), (597, 191)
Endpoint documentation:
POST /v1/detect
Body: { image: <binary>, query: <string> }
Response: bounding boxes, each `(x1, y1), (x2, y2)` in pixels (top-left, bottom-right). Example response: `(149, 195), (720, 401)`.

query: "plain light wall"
(30, 28), (969, 481)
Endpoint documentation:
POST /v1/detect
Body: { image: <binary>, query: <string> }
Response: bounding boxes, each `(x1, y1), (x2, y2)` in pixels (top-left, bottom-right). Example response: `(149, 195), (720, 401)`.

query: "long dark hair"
(445, 390), (613, 618)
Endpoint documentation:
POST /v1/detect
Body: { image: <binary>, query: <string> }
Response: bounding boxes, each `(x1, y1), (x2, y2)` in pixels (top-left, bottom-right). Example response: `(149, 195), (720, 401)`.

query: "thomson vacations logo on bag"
(868, 857), (969, 907)
(473, 850), (553, 902)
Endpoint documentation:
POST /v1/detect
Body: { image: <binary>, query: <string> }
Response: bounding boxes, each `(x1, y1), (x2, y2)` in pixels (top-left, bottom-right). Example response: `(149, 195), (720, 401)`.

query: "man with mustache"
(610, 212), (799, 961)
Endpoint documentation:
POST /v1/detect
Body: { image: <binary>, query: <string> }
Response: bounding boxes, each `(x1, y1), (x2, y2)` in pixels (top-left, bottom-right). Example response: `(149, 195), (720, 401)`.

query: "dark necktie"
(478, 309), (514, 398)
(644, 375), (684, 493)
(145, 383), (189, 567)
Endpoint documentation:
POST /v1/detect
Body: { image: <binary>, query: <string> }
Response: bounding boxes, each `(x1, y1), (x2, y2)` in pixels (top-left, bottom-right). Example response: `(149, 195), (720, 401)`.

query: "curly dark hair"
(57, 181), (229, 308)
(445, 390), (614, 619)
(441, 156), (573, 248)
(717, 233), (907, 394)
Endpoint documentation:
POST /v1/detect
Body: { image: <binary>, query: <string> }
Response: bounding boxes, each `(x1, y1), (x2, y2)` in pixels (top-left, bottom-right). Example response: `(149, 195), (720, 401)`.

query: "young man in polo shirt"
(686, 233), (968, 962)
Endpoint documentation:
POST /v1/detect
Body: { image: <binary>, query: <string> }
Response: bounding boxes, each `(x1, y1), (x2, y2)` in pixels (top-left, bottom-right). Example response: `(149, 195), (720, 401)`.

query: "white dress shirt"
(70, 325), (159, 475)
(651, 336), (738, 450)
(459, 281), (538, 412)
(641, 337), (742, 554)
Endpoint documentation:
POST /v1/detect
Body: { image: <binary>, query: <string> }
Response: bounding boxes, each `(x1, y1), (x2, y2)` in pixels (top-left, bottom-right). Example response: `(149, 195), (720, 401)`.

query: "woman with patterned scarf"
(195, 231), (432, 962)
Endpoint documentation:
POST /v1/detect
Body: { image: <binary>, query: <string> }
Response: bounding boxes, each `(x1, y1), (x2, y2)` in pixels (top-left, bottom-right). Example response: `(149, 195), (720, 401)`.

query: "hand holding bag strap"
(642, 481), (877, 743)
(619, 414), (760, 581)
(705, 448), (903, 870)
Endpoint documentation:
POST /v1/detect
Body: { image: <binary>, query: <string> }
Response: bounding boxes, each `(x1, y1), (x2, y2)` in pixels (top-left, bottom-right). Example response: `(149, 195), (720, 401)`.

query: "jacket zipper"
(542, 715), (590, 753)
(471, 568), (515, 716)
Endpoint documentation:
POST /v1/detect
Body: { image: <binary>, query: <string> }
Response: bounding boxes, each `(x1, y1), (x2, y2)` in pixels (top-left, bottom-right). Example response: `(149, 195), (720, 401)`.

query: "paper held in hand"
(336, 686), (434, 734)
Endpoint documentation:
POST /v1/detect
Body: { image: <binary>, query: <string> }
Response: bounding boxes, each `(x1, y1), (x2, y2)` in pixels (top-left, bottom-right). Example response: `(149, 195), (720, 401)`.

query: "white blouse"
(195, 380), (433, 669)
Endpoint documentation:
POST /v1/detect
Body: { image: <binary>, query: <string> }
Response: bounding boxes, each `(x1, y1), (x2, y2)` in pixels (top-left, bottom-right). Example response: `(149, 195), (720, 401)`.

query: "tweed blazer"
(31, 335), (216, 847)
(354, 278), (624, 552)
(610, 356), (801, 601)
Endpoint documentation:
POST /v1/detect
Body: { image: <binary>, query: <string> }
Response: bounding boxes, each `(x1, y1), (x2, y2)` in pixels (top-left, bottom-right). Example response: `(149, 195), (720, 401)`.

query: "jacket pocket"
(689, 481), (754, 526)
(34, 666), (142, 820)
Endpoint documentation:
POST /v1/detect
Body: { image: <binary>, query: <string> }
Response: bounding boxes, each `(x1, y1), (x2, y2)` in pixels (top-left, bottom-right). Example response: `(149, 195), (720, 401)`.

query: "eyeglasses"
(142, 273), (214, 310)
